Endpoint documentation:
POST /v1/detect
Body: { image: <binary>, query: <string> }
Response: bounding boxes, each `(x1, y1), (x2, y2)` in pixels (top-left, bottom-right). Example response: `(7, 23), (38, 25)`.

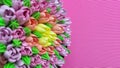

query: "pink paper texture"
(62, 0), (120, 68)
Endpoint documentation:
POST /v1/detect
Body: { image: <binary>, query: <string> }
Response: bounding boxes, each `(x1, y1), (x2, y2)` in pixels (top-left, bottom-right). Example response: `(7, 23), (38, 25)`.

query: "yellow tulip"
(35, 26), (46, 33)
(38, 24), (50, 31)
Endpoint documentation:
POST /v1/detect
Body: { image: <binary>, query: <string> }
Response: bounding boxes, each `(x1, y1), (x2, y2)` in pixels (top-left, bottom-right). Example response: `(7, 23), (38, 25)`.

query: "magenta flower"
(0, 27), (13, 44)
(20, 42), (32, 56)
(41, 60), (50, 68)
(4, 44), (21, 62)
(56, 46), (68, 56)
(49, 55), (58, 65)
(31, 55), (42, 67)
(15, 7), (30, 25)
(12, 0), (23, 11)
(0, 5), (16, 23)
(12, 27), (26, 41)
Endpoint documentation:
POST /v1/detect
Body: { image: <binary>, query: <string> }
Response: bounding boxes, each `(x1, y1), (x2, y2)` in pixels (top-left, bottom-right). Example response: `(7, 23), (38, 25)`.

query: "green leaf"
(8, 20), (19, 30)
(54, 50), (62, 60)
(35, 65), (42, 68)
(0, 43), (6, 53)
(33, 31), (42, 38)
(3, 0), (12, 7)
(63, 46), (71, 54)
(4, 62), (15, 68)
(58, 20), (65, 24)
(23, 0), (31, 7)
(47, 8), (51, 13)
(21, 56), (31, 65)
(12, 39), (22, 47)
(0, 16), (5, 27)
(41, 52), (50, 60)
(32, 46), (39, 55)
(57, 35), (64, 41)
(44, 23), (53, 28)
(23, 27), (31, 36)
(64, 32), (70, 38)
(56, 6), (61, 11)
(32, 12), (41, 20)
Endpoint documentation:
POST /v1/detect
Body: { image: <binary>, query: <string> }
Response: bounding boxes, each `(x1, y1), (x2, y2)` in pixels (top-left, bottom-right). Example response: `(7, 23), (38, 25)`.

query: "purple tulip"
(56, 59), (64, 66)
(12, 0), (23, 11)
(31, 55), (42, 67)
(30, 0), (41, 14)
(49, 55), (58, 65)
(47, 4), (58, 14)
(0, 27), (13, 44)
(12, 27), (26, 41)
(56, 46), (68, 56)
(0, 5), (16, 23)
(4, 44), (21, 62)
(20, 42), (32, 56)
(41, 60), (50, 68)
(39, 0), (49, 11)
(15, 7), (30, 25)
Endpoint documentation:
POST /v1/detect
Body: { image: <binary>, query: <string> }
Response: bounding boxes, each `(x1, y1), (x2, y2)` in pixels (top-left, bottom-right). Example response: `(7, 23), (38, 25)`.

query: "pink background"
(61, 0), (120, 68)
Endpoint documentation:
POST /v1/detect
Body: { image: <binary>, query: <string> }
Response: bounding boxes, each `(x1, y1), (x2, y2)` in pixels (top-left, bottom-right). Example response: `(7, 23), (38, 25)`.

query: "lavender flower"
(31, 55), (42, 67)
(12, 27), (26, 41)
(12, 0), (23, 11)
(4, 44), (21, 62)
(0, 27), (13, 44)
(15, 7), (30, 25)
(20, 42), (32, 56)
(0, 5), (16, 23)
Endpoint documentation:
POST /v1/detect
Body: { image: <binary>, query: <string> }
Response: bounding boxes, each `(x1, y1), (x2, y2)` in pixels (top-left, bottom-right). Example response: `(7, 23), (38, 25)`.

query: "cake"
(0, 0), (71, 68)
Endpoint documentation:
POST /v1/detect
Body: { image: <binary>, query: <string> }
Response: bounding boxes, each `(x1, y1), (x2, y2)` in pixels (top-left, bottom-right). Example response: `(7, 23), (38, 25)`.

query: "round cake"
(0, 0), (71, 68)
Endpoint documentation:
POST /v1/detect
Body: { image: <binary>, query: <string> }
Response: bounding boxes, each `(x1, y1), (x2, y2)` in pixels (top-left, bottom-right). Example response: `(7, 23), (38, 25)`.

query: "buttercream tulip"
(15, 7), (30, 25)
(0, 27), (13, 44)
(31, 55), (42, 67)
(4, 44), (21, 62)
(24, 17), (38, 30)
(25, 34), (39, 47)
(12, 0), (22, 11)
(47, 46), (55, 55)
(52, 24), (64, 34)
(39, 47), (47, 55)
(20, 42), (32, 56)
(0, 5), (16, 23)
(12, 27), (26, 41)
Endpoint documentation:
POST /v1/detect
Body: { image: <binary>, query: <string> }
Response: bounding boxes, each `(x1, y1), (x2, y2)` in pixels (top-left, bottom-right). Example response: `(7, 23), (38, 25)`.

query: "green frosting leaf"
(56, 6), (61, 11)
(23, 27), (31, 36)
(58, 20), (65, 24)
(12, 39), (22, 47)
(32, 12), (41, 20)
(50, 64), (52, 68)
(41, 52), (50, 60)
(21, 56), (31, 65)
(64, 32), (70, 38)
(8, 20), (19, 30)
(46, 8), (51, 13)
(54, 50), (62, 60)
(0, 43), (6, 53)
(33, 31), (42, 38)
(0, 16), (5, 27)
(4, 62), (15, 68)
(57, 35), (64, 41)
(63, 46), (71, 54)
(23, 0), (31, 7)
(35, 65), (42, 68)
(32, 46), (39, 55)
(44, 23), (53, 28)
(0, 0), (3, 4)
(3, 0), (12, 7)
